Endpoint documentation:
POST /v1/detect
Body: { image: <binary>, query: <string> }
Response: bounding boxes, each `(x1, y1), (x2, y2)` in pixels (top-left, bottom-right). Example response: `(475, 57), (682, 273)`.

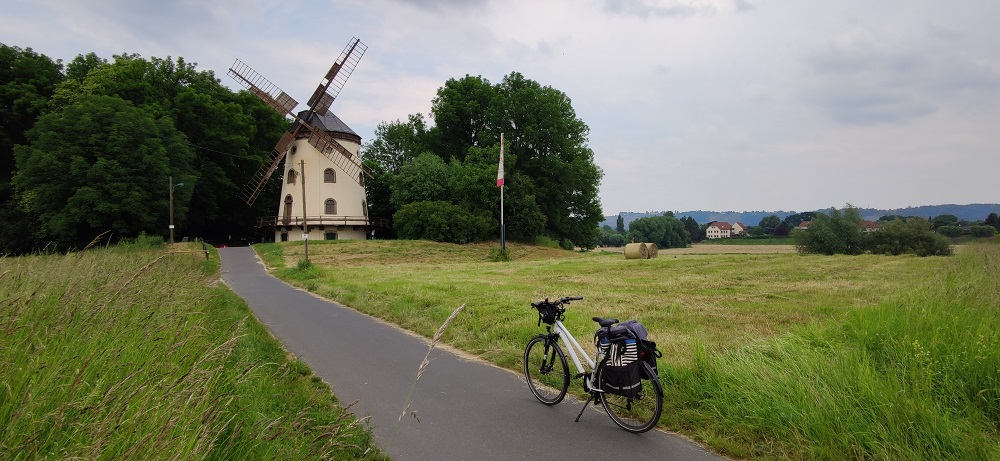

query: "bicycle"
(523, 296), (663, 433)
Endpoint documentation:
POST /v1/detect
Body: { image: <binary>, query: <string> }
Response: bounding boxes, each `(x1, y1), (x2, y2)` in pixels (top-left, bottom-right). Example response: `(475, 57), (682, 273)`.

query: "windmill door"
(283, 195), (293, 225)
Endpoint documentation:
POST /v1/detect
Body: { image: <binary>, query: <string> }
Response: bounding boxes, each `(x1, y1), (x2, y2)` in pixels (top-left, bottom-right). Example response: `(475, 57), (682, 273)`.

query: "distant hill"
(602, 204), (1000, 228)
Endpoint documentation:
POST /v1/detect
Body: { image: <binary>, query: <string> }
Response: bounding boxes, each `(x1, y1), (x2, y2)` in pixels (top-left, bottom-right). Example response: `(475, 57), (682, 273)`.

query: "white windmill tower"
(228, 37), (371, 242)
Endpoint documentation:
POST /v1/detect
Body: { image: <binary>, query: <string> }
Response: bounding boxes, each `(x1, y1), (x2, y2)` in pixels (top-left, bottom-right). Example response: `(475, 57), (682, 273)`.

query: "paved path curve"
(219, 247), (726, 461)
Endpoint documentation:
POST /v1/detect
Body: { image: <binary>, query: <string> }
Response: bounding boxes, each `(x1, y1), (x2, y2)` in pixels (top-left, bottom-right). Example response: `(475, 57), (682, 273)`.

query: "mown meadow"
(259, 240), (1000, 460)
(0, 244), (384, 460)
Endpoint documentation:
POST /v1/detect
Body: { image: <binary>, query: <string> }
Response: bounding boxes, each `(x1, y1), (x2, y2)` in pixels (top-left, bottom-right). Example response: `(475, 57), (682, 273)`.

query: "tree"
(774, 222), (791, 237)
(793, 205), (865, 255)
(489, 72), (603, 248)
(46, 53), (286, 244)
(932, 214), (960, 230)
(616, 214), (625, 234)
(936, 225), (963, 238)
(0, 44), (65, 253)
(681, 216), (702, 242)
(362, 114), (429, 174)
(985, 212), (1000, 232)
(431, 75), (496, 163)
(13, 94), (196, 248)
(391, 152), (452, 208)
(370, 71), (604, 248)
(626, 214), (690, 249)
(783, 212), (816, 229)
(758, 214), (782, 235)
(598, 226), (626, 247)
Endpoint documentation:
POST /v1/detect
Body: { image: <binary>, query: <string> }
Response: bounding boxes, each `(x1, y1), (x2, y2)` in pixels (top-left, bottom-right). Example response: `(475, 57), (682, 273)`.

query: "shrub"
(970, 225), (998, 238)
(393, 200), (495, 244)
(937, 225), (963, 238)
(534, 235), (560, 248)
(119, 232), (165, 249)
(868, 218), (952, 256)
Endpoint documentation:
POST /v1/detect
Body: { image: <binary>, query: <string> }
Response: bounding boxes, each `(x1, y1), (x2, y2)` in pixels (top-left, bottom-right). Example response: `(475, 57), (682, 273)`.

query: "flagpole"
(500, 133), (506, 254)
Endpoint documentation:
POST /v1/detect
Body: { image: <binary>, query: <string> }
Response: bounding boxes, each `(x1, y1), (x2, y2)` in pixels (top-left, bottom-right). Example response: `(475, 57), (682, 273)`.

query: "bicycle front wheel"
(523, 336), (570, 405)
(598, 364), (663, 433)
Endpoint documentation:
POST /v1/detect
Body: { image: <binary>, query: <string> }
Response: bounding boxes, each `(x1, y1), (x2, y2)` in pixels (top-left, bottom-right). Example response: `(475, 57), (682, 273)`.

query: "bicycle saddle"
(592, 317), (619, 328)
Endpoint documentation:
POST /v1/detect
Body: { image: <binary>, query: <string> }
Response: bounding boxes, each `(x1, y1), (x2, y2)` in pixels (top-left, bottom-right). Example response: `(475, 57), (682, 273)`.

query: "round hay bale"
(646, 242), (658, 258)
(624, 242), (648, 259)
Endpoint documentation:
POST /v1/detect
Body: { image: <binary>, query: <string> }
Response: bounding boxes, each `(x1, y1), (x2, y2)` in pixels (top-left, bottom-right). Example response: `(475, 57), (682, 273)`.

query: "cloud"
(800, 22), (1000, 125)
(602, 0), (756, 18)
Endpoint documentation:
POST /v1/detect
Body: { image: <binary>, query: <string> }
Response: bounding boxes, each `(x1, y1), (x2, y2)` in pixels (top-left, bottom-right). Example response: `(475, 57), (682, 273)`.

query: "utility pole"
(300, 160), (309, 263)
(169, 176), (175, 244)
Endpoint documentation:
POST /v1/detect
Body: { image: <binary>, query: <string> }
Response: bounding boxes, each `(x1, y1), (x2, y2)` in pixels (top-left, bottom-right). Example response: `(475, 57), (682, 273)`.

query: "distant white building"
(706, 221), (733, 239)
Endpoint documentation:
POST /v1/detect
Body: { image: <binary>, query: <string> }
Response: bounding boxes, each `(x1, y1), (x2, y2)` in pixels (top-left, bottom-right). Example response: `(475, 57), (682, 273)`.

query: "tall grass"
(0, 245), (382, 460)
(665, 242), (1000, 460)
(257, 239), (999, 460)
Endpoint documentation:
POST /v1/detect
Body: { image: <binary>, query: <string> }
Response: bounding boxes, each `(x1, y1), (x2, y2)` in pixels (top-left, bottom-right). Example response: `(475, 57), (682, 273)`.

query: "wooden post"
(300, 160), (309, 263)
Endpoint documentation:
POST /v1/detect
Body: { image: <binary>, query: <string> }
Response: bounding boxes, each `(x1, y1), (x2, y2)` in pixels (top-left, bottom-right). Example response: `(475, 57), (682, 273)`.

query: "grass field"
(259, 239), (1000, 461)
(0, 244), (383, 460)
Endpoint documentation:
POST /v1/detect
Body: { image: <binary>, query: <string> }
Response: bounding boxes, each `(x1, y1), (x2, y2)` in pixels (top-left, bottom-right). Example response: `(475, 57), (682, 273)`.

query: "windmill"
(229, 37), (374, 241)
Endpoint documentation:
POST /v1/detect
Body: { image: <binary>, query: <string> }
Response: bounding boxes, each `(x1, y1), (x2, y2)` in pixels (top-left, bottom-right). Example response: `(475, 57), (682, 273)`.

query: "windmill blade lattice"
(227, 60), (298, 116)
(228, 37), (370, 206)
(308, 38), (367, 116)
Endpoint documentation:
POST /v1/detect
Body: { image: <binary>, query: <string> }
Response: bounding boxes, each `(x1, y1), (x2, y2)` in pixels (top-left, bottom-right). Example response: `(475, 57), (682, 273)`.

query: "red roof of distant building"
(709, 221), (732, 230)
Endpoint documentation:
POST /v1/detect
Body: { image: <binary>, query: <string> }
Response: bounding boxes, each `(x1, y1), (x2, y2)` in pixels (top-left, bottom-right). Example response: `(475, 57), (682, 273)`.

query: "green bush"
(868, 218), (952, 256)
(534, 235), (560, 248)
(937, 225), (963, 238)
(118, 232), (165, 249)
(971, 225), (998, 238)
(393, 200), (495, 243)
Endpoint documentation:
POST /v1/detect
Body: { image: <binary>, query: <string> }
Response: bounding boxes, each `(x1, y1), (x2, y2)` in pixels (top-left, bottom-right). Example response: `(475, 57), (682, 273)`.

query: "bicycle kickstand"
(574, 395), (594, 422)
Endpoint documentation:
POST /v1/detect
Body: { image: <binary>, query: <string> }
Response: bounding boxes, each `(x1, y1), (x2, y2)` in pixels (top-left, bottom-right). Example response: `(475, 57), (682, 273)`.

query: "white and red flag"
(497, 133), (505, 187)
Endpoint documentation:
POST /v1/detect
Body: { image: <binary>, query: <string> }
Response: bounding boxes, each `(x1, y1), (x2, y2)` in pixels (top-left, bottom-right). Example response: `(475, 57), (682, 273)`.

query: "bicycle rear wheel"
(598, 363), (663, 433)
(523, 335), (570, 405)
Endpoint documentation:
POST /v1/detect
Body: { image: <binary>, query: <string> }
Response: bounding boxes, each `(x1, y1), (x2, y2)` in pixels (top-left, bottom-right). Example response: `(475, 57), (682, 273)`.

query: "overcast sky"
(2, 0), (998, 214)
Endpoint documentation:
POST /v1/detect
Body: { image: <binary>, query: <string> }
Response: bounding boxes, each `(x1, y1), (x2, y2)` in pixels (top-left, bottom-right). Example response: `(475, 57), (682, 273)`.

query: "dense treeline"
(3, 43), (604, 253)
(1, 44), (286, 253)
(362, 73), (603, 249)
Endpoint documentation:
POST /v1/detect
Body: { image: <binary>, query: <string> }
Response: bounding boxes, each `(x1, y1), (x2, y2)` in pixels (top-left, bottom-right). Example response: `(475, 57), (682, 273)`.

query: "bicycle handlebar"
(531, 296), (583, 308)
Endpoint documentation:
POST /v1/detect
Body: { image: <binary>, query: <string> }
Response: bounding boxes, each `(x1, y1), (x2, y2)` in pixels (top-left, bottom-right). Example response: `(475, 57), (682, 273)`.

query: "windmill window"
(362, 200), (368, 218)
(287, 169), (297, 184)
(324, 168), (336, 183)
(325, 198), (337, 215)
(358, 172), (365, 187)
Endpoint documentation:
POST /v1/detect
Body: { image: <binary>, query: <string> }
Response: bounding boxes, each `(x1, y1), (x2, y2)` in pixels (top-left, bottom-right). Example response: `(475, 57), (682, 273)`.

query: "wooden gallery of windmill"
(228, 38), (377, 242)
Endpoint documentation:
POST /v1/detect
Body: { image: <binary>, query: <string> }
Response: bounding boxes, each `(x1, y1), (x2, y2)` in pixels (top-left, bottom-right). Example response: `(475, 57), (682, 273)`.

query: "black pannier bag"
(597, 320), (661, 383)
(638, 339), (660, 380)
(596, 332), (642, 398)
(615, 320), (660, 380)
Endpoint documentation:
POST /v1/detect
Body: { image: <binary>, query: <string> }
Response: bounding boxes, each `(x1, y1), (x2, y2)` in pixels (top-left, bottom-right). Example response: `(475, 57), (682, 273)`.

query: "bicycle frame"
(552, 319), (597, 376)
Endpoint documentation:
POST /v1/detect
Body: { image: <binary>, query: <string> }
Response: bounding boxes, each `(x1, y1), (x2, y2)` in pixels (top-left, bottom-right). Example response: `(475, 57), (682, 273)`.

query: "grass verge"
(258, 239), (1000, 460)
(0, 244), (383, 460)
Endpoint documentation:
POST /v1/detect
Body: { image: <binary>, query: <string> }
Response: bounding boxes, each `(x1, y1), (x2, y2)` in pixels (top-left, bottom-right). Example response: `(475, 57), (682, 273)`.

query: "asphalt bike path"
(219, 247), (726, 461)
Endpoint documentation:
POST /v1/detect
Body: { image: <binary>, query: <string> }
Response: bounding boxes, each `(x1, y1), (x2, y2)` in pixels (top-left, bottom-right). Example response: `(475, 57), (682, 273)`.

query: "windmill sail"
(228, 60), (298, 116)
(229, 37), (369, 206)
